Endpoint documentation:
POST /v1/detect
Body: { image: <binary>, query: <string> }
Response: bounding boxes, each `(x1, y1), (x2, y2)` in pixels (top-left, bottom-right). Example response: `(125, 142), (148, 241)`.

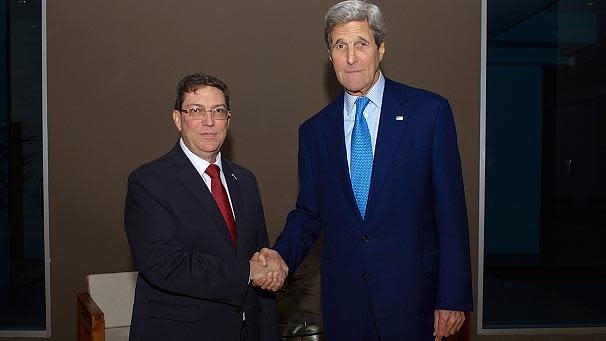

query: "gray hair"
(324, 0), (386, 49)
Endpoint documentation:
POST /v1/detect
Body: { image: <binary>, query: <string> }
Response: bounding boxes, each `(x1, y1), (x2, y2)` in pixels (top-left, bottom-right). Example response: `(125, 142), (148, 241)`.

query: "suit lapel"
(221, 161), (246, 255)
(323, 94), (363, 221)
(171, 146), (236, 252)
(365, 79), (410, 221)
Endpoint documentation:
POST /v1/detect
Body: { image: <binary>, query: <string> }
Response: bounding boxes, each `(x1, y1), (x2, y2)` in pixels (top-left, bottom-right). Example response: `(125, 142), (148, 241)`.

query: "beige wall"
(1, 1), (603, 340)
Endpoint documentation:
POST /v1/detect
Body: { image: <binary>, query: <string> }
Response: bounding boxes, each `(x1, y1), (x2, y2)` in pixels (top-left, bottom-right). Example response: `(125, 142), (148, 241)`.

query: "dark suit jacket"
(274, 78), (473, 340)
(124, 144), (277, 341)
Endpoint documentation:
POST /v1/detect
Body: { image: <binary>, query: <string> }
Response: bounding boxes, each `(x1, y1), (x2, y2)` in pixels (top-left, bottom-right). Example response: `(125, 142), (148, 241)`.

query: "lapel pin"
(395, 115), (405, 121)
(231, 173), (238, 181)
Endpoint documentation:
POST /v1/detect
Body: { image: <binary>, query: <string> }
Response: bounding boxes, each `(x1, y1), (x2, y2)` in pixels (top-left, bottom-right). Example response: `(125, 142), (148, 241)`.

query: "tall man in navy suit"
(261, 1), (473, 340)
(124, 73), (285, 341)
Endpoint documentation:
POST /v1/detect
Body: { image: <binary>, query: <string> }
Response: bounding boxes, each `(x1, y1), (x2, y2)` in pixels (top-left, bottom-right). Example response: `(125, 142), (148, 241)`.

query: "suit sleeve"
(124, 170), (250, 304)
(273, 127), (323, 273)
(249, 173), (279, 341)
(431, 100), (473, 312)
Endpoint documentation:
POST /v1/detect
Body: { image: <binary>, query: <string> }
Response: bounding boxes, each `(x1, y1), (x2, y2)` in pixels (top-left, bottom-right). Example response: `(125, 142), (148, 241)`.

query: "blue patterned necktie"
(350, 96), (372, 218)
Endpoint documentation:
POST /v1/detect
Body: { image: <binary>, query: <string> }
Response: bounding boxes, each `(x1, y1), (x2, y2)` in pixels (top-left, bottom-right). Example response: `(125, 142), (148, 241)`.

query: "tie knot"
(205, 164), (221, 179)
(355, 96), (371, 116)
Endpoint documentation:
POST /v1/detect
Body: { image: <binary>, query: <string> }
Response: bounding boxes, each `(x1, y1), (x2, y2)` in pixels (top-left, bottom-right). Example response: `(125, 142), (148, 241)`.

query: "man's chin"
(343, 87), (366, 96)
(340, 80), (366, 94)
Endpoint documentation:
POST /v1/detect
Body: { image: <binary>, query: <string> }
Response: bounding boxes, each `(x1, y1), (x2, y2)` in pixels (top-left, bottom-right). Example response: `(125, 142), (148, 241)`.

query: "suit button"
(362, 274), (368, 280)
(361, 235), (369, 243)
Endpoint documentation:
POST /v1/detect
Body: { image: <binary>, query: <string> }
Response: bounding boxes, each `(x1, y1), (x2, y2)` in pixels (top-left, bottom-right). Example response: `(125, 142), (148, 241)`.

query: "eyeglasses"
(179, 106), (231, 121)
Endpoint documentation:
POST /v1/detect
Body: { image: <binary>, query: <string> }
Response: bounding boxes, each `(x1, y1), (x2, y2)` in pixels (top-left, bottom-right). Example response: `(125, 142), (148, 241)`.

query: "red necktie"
(205, 164), (237, 247)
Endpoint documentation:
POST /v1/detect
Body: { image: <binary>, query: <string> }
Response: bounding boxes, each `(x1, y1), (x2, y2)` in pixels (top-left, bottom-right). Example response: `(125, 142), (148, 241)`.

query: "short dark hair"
(174, 73), (231, 110)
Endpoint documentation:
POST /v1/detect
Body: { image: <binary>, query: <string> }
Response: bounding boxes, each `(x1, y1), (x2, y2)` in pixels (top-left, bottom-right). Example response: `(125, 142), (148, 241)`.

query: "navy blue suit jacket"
(274, 78), (472, 340)
(124, 144), (277, 341)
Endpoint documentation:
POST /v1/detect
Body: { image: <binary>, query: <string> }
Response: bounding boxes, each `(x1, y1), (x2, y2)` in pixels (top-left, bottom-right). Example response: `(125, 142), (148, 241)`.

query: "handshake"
(249, 248), (289, 291)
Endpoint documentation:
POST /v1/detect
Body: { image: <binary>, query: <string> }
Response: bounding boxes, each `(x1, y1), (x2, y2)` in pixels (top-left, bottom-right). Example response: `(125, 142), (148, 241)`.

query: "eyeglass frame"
(179, 106), (231, 121)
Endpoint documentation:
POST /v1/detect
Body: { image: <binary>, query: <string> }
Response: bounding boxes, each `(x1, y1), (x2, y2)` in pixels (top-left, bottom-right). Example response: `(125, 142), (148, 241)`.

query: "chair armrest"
(77, 293), (105, 341)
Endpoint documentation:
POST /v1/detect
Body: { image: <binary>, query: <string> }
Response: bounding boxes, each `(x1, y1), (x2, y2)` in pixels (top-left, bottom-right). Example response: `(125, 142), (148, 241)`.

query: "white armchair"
(77, 271), (138, 341)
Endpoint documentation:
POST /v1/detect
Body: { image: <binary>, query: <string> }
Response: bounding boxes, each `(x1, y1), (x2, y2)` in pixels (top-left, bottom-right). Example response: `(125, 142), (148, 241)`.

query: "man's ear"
(172, 110), (182, 132)
(378, 42), (385, 62)
(328, 49), (333, 62)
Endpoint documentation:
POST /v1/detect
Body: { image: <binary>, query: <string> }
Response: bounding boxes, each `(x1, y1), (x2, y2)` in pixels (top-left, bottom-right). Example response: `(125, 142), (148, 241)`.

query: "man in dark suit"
(124, 73), (285, 341)
(261, 1), (473, 340)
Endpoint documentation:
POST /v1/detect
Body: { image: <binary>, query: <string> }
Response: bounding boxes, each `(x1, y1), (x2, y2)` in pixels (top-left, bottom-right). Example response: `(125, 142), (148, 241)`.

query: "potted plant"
(277, 272), (323, 340)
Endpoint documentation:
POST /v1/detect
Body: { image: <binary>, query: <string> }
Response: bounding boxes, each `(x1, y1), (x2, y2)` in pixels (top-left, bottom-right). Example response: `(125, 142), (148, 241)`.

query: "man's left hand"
(433, 309), (465, 341)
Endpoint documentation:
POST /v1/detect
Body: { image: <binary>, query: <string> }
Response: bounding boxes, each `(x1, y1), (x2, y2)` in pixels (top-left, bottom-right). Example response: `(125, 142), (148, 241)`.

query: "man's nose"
(201, 112), (215, 126)
(346, 47), (357, 65)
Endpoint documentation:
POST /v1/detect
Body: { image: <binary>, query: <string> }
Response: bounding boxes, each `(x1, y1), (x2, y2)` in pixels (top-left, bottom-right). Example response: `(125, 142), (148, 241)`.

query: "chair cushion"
(105, 326), (130, 341)
(86, 271), (138, 328)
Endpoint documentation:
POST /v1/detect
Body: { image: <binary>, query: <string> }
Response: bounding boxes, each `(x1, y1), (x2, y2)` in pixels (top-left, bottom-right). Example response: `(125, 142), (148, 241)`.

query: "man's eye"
(356, 41), (369, 47)
(189, 108), (201, 113)
(335, 43), (345, 49)
(214, 108), (227, 114)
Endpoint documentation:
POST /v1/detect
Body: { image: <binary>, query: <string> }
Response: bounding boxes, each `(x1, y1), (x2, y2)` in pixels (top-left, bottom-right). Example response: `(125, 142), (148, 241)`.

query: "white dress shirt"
(179, 138), (235, 218)
(343, 72), (385, 173)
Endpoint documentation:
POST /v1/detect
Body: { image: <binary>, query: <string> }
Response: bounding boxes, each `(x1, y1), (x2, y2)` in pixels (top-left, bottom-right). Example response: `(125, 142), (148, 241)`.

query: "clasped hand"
(249, 248), (288, 291)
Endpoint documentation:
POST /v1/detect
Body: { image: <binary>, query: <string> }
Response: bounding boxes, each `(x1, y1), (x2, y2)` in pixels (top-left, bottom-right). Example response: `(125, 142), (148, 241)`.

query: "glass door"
(481, 0), (606, 331)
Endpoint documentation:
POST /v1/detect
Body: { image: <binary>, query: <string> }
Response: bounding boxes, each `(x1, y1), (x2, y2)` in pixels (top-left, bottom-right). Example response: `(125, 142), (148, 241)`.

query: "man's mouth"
(200, 132), (216, 138)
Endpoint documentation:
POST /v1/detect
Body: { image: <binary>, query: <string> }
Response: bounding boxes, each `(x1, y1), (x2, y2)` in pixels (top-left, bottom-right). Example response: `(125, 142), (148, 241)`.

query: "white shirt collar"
(179, 138), (224, 175)
(344, 71), (385, 118)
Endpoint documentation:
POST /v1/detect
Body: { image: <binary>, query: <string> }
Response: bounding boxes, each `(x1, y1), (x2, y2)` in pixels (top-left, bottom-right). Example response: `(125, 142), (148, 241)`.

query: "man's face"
(172, 86), (229, 163)
(328, 20), (385, 96)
